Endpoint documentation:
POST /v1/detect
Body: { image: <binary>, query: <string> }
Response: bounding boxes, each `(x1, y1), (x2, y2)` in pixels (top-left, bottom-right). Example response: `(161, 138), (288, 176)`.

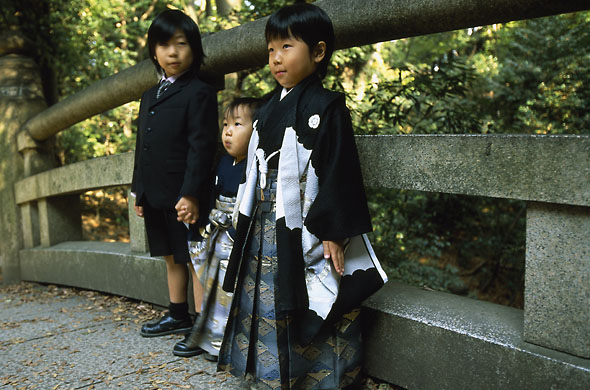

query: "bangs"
(150, 21), (178, 45)
(264, 3), (317, 44)
(265, 3), (332, 45)
(224, 104), (241, 119)
(225, 98), (263, 120)
(265, 15), (298, 42)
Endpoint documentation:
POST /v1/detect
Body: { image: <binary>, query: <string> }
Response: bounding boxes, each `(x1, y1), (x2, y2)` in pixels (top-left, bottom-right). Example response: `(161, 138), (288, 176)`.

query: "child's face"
(267, 34), (325, 89)
(222, 105), (254, 162)
(154, 30), (193, 77)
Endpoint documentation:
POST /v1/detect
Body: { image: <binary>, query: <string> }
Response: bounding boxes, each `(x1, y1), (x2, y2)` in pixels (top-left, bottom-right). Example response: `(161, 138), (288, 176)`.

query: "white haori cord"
(255, 148), (280, 190)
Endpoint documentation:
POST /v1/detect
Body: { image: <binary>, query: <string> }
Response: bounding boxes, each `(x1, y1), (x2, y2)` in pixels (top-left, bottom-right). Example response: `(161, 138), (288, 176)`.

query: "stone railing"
(358, 134), (589, 388)
(2, 0), (589, 389)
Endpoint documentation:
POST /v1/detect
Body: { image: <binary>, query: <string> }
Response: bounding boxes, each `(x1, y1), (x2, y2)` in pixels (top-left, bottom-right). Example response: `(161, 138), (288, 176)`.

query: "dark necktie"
(157, 80), (171, 99)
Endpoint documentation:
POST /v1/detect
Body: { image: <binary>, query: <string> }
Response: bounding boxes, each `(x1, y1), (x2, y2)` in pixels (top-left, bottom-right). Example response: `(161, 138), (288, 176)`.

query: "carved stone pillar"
(0, 32), (53, 282)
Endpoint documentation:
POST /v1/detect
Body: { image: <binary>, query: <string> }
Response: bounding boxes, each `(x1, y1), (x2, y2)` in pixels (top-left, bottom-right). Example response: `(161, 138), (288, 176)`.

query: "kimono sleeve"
(304, 96), (372, 241)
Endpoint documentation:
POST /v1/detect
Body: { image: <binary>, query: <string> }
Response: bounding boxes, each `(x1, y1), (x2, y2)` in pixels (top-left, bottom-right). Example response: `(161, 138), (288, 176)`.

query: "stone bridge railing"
(1, 1), (588, 389)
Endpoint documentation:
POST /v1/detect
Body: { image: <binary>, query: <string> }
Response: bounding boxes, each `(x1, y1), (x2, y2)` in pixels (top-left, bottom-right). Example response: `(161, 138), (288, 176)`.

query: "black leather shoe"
(140, 313), (193, 338)
(173, 334), (205, 357)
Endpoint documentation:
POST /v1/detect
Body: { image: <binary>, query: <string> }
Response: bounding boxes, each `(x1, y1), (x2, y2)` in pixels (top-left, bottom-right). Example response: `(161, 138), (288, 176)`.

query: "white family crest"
(308, 114), (320, 129)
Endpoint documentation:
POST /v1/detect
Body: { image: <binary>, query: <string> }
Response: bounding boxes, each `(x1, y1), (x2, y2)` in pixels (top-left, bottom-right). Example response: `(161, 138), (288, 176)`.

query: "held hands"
(175, 196), (199, 224)
(323, 240), (345, 276)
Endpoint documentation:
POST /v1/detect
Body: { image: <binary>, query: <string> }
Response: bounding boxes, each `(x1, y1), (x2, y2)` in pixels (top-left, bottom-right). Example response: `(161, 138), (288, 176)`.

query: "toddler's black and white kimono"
(219, 75), (387, 389)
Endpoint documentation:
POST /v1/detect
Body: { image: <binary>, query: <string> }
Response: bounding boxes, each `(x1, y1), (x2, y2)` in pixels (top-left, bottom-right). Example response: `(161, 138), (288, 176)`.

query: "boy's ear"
(313, 41), (326, 64)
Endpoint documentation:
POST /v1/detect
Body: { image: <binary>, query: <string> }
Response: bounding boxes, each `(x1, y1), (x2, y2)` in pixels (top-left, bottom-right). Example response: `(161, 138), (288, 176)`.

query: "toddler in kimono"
(173, 97), (262, 361)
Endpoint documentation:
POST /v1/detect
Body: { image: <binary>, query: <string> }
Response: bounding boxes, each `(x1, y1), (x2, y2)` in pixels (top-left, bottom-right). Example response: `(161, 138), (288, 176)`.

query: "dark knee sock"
(169, 302), (190, 320)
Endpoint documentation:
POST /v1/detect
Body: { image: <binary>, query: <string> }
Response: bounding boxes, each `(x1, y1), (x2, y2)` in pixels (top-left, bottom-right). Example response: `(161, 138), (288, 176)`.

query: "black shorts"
(142, 201), (190, 264)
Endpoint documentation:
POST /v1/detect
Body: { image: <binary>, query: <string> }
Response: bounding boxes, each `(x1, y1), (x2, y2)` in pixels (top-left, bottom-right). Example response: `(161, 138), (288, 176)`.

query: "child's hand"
(134, 205), (144, 218)
(323, 240), (345, 276)
(175, 196), (199, 224)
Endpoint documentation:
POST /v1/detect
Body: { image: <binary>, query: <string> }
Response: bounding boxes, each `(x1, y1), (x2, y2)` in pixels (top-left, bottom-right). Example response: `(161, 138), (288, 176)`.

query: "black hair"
(225, 97), (264, 120)
(265, 2), (335, 79)
(147, 9), (205, 74)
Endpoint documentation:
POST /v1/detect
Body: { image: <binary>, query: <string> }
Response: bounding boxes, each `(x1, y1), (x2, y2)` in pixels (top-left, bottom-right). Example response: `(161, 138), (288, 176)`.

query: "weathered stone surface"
(14, 152), (133, 204)
(15, 135), (590, 207)
(357, 134), (590, 207)
(524, 202), (590, 358)
(19, 242), (169, 307)
(38, 195), (83, 247)
(22, 60), (159, 141)
(322, 0), (589, 49)
(362, 281), (590, 390)
(0, 52), (47, 283)
(20, 202), (40, 249)
(128, 189), (149, 253)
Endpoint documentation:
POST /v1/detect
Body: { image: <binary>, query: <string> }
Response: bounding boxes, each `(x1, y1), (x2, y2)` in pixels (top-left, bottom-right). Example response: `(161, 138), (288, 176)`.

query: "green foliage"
(487, 13), (590, 134)
(367, 189), (526, 305)
(353, 57), (482, 134)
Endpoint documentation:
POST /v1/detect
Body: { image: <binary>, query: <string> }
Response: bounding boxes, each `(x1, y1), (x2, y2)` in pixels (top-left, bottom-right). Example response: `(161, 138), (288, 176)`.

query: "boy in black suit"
(131, 10), (217, 340)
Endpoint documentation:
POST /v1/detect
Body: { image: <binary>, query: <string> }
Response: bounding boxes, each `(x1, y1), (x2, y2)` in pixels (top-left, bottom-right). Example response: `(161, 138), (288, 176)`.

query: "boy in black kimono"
(218, 3), (387, 389)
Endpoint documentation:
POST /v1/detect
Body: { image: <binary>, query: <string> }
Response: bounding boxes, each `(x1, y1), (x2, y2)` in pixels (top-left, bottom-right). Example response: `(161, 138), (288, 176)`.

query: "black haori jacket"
(223, 75), (387, 344)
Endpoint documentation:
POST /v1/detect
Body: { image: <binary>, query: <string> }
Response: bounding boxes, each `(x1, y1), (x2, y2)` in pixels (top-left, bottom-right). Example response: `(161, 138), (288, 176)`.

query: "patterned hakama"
(188, 195), (236, 356)
(219, 173), (362, 389)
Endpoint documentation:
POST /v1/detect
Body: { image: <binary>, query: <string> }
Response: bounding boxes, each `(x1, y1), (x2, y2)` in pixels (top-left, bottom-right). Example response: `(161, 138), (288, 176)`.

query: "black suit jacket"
(131, 71), (218, 213)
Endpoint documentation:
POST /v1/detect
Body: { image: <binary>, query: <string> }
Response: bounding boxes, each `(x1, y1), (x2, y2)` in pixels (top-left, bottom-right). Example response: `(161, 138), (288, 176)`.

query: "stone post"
(524, 202), (590, 358)
(128, 190), (149, 253)
(0, 32), (52, 283)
